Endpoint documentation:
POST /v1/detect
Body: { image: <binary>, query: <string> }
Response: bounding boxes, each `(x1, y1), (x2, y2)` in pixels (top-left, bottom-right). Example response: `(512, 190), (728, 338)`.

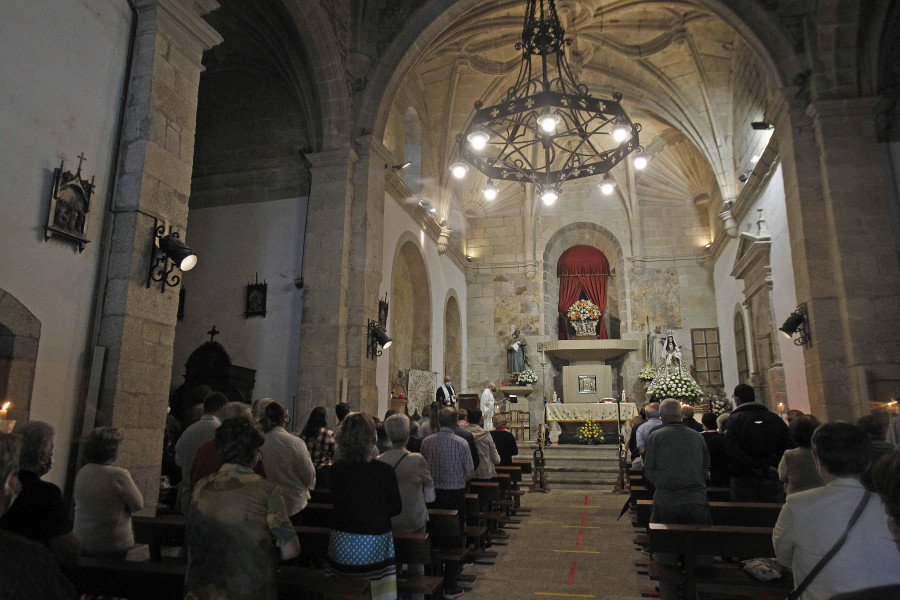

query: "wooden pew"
(646, 523), (792, 600)
(630, 486), (731, 502)
(495, 466), (530, 513)
(66, 556), (371, 599)
(632, 500), (783, 529)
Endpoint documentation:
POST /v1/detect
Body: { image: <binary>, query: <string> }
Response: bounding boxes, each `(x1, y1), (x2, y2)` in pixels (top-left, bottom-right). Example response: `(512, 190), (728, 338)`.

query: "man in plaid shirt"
(421, 407), (473, 599)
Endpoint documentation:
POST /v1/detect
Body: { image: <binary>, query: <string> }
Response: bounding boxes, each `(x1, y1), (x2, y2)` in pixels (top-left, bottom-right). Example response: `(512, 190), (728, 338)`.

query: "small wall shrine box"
(45, 154), (95, 252)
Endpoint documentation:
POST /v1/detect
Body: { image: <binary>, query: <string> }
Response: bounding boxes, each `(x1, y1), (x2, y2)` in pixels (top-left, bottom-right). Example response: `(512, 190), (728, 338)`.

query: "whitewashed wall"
(0, 0), (131, 488)
(379, 196), (468, 416)
(171, 197), (307, 420)
(714, 163), (809, 412)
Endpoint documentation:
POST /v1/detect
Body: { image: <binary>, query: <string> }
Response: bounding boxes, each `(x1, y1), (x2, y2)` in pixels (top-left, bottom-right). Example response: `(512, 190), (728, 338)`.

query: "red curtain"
(557, 245), (609, 339)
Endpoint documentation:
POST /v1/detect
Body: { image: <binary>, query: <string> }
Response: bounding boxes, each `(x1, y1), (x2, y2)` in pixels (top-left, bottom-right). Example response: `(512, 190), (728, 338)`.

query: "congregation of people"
(628, 384), (900, 600)
(0, 378), (519, 600)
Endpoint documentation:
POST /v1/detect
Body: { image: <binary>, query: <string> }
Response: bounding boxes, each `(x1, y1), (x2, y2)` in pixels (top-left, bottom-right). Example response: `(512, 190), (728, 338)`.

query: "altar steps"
(534, 443), (621, 490)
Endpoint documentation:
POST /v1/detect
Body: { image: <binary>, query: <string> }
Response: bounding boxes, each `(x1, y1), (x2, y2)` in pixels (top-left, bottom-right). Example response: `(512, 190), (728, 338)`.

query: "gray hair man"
(643, 398), (711, 600)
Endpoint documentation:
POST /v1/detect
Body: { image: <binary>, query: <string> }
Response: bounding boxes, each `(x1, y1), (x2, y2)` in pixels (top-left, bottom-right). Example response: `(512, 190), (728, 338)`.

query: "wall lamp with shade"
(147, 219), (197, 293)
(779, 303), (810, 347)
(367, 320), (393, 359)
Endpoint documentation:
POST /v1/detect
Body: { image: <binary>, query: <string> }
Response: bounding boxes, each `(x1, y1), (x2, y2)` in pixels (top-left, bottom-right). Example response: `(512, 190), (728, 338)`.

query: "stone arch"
(404, 107), (423, 195)
(443, 291), (462, 386)
(389, 237), (432, 392)
(540, 223), (626, 339)
(0, 288), (41, 424)
(281, 0), (352, 150)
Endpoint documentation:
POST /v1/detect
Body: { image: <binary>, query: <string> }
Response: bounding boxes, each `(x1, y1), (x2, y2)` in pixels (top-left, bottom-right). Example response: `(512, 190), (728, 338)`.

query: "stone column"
(344, 136), (389, 416)
(96, 0), (222, 513)
(777, 93), (900, 420)
(296, 149), (357, 420)
(807, 96), (900, 418)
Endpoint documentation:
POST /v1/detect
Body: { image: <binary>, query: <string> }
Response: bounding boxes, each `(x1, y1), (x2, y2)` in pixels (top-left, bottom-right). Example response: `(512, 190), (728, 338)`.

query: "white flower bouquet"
(512, 369), (539, 385)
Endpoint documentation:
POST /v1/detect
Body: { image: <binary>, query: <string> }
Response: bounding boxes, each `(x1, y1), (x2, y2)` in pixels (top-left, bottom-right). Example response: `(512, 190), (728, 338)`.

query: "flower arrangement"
(706, 390), (733, 416)
(648, 371), (703, 404)
(638, 364), (656, 382)
(567, 299), (601, 322)
(577, 420), (607, 444)
(511, 369), (538, 385)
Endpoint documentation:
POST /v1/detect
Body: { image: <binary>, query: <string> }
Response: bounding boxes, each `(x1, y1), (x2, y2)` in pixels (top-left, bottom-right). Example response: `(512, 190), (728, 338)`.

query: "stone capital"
(135, 0), (223, 55)
(307, 147), (360, 171)
(805, 96), (887, 122)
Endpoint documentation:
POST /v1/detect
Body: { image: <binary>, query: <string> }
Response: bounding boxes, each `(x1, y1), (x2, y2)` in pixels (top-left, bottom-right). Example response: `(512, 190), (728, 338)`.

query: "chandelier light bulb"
(482, 180), (499, 201)
(612, 125), (630, 142)
(540, 187), (559, 205)
(467, 130), (490, 150)
(537, 111), (559, 133)
(449, 161), (469, 179)
(633, 156), (648, 170)
(599, 179), (616, 195)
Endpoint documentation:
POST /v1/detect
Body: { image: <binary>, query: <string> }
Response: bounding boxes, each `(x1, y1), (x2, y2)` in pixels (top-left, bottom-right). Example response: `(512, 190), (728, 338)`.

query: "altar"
(546, 401), (636, 436)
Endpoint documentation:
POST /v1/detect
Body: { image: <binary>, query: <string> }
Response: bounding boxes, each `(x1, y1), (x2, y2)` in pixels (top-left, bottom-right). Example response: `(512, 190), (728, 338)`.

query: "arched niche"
(541, 223), (625, 339)
(0, 288), (41, 424)
(443, 293), (462, 385)
(389, 240), (432, 396)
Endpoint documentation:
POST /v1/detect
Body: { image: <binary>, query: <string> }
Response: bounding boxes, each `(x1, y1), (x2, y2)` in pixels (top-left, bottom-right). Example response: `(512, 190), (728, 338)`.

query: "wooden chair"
(507, 410), (531, 441)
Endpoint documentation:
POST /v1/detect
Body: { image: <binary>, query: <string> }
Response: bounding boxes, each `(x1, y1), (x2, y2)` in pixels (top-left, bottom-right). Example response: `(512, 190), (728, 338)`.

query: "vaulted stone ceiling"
(404, 0), (775, 219)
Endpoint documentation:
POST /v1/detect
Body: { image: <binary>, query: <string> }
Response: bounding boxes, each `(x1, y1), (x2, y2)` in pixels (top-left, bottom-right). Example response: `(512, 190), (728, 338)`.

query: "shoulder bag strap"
(391, 452), (409, 471)
(786, 490), (871, 600)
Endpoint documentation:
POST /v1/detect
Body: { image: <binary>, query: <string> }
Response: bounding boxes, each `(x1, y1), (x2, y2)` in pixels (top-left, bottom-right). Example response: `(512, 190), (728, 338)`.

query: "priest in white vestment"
(481, 383), (498, 430)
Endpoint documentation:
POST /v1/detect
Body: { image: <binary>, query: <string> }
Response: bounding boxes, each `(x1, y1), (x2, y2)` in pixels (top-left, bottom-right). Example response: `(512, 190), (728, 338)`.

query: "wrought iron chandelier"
(452, 0), (644, 205)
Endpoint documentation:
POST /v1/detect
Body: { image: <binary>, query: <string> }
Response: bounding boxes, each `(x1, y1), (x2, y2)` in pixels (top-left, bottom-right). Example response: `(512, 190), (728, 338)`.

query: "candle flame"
(1, 401), (9, 411)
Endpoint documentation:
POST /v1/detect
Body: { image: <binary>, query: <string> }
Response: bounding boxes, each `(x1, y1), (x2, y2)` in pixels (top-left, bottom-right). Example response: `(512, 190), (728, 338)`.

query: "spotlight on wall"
(738, 168), (753, 183)
(367, 320), (393, 359)
(147, 219), (197, 293)
(391, 162), (412, 171)
(779, 303), (811, 347)
(751, 121), (774, 130)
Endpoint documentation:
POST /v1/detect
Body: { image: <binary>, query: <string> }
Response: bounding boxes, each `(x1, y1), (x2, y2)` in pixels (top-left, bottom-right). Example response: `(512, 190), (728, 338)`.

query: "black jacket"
(722, 402), (793, 479)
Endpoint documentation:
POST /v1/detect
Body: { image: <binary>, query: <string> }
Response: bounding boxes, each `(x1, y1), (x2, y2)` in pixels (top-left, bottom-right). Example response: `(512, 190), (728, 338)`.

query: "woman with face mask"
(0, 421), (80, 564)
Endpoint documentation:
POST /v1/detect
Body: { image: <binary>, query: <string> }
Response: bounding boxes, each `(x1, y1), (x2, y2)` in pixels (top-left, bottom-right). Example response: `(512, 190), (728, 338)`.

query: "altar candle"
(0, 401), (8, 431)
(621, 390), (626, 403)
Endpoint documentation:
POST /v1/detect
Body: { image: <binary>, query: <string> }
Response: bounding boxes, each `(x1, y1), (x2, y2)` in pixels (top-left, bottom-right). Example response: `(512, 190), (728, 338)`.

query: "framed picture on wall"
(578, 375), (597, 394)
(245, 275), (267, 318)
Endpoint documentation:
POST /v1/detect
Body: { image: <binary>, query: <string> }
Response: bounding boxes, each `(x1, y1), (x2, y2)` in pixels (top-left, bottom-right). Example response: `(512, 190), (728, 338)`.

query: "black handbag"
(785, 491), (871, 600)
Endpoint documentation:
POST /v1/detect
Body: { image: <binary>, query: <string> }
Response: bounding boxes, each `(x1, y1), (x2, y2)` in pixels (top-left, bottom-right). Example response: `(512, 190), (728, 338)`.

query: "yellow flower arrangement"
(577, 420), (605, 444)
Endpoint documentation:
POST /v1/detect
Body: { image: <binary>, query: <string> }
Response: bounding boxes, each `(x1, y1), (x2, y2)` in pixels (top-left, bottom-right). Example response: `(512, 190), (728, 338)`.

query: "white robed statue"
(647, 333), (702, 401)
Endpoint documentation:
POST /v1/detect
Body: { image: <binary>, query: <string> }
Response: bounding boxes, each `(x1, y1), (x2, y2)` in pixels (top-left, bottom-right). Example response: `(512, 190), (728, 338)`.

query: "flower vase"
(572, 319), (598, 337)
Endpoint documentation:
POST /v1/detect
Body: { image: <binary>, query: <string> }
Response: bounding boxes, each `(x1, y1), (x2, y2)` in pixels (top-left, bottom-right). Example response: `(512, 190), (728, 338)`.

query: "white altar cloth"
(545, 402), (636, 423)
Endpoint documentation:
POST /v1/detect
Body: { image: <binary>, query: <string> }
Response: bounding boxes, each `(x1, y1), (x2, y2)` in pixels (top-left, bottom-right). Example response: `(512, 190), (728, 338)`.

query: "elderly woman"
(185, 416), (300, 600)
(73, 428), (143, 557)
(0, 421), (79, 564)
(777, 415), (824, 496)
(377, 414), (434, 600)
(327, 412), (402, 600)
(261, 401), (316, 524)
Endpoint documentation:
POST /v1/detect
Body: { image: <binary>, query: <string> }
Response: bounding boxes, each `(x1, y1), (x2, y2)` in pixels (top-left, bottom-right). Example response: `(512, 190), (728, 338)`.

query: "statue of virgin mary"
(647, 333), (701, 400)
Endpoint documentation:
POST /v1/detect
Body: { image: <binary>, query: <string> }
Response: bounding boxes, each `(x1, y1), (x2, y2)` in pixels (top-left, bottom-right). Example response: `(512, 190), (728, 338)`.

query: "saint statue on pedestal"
(507, 327), (529, 373)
